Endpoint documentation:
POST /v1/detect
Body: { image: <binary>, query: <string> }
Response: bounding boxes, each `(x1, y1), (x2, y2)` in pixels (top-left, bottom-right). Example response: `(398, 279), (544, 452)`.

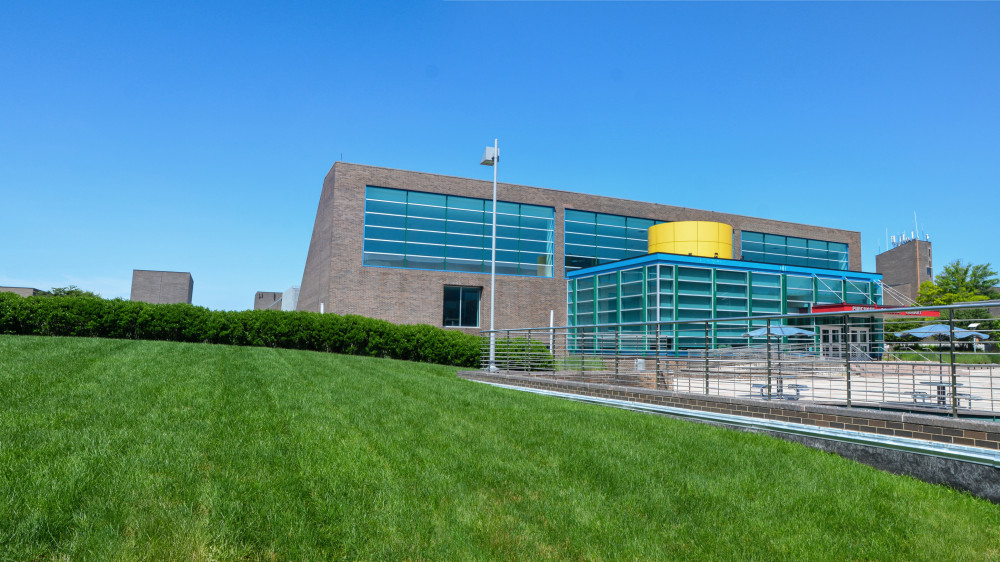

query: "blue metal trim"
(566, 253), (882, 282)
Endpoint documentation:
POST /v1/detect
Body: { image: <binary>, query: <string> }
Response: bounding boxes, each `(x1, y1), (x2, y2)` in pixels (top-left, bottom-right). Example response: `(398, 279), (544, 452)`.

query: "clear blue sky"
(2, 2), (997, 310)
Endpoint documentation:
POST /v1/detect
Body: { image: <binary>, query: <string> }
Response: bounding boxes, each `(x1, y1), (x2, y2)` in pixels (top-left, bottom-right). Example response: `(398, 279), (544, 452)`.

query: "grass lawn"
(2, 335), (999, 560)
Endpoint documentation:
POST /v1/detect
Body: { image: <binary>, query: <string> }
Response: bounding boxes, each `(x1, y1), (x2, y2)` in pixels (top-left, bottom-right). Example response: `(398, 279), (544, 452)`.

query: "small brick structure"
(130, 270), (193, 305)
(458, 370), (1000, 451)
(0, 287), (42, 297)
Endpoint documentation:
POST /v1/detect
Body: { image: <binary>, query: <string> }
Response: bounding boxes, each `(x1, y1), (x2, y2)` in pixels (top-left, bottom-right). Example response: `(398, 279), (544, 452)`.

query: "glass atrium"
(567, 253), (883, 354)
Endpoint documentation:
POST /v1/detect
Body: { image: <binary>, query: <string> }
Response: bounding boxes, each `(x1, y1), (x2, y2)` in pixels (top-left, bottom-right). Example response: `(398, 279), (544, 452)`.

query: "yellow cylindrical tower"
(648, 221), (734, 259)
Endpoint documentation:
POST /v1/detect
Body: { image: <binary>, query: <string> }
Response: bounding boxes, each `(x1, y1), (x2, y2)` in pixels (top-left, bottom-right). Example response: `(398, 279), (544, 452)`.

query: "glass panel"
(364, 239), (405, 255)
(786, 275), (814, 309)
(816, 278), (844, 304)
(442, 286), (460, 325)
(364, 225), (404, 242)
(365, 213), (406, 229)
(406, 255), (445, 270)
(620, 269), (644, 284)
(363, 186), (554, 276)
(406, 229), (446, 245)
(363, 252), (405, 268)
(460, 288), (480, 327)
(448, 246), (486, 261)
(447, 196), (483, 211)
(742, 231), (849, 270)
(405, 242), (445, 258)
(365, 199), (406, 216)
(446, 220), (485, 236)
(366, 186), (407, 202)
(446, 259), (483, 273)
(447, 209), (484, 224)
(406, 202), (447, 220)
(677, 267), (711, 282)
(563, 210), (661, 272)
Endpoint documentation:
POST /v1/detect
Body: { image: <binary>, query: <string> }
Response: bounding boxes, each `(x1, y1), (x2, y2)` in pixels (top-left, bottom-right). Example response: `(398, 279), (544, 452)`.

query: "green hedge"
(0, 293), (481, 368)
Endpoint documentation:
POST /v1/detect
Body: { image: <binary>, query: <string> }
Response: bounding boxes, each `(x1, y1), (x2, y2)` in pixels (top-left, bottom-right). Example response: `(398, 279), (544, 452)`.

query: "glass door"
(849, 327), (870, 361)
(820, 326), (843, 359)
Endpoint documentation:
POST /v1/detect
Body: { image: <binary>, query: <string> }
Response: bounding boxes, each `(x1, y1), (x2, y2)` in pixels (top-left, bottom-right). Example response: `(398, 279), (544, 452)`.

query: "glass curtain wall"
(568, 263), (883, 353)
(741, 231), (849, 271)
(363, 186), (555, 276)
(564, 210), (660, 273)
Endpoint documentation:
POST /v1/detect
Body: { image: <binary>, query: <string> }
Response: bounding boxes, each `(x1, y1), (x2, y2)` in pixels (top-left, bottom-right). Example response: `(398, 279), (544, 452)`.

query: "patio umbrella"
(894, 324), (990, 340)
(743, 326), (816, 338)
(895, 323), (990, 367)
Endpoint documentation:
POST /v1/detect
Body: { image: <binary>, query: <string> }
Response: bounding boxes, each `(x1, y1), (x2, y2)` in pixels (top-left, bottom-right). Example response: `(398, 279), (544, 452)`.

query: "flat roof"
(566, 252), (883, 282)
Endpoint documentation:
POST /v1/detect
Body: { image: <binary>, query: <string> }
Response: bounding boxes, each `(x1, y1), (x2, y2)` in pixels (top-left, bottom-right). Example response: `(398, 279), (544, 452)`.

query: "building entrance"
(820, 326), (843, 359)
(849, 327), (870, 360)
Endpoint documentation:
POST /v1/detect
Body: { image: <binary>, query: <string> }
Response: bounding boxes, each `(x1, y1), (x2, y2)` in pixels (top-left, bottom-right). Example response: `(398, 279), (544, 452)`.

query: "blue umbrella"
(894, 324), (990, 340)
(743, 326), (816, 338)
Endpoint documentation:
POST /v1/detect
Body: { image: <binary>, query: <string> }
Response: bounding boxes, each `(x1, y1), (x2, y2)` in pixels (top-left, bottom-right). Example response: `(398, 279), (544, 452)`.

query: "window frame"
(442, 285), (482, 328)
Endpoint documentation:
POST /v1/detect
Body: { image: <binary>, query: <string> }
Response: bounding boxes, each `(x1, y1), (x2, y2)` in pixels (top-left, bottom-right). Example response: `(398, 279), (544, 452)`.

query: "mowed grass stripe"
(0, 335), (998, 560)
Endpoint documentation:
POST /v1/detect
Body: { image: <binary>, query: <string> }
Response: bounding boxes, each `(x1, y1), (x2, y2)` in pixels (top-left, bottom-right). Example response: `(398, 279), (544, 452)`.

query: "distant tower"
(875, 239), (932, 306)
(254, 291), (283, 310)
(130, 270), (194, 304)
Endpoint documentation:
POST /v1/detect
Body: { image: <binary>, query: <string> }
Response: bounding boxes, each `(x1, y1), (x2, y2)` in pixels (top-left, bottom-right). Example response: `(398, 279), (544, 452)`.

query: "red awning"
(809, 303), (940, 317)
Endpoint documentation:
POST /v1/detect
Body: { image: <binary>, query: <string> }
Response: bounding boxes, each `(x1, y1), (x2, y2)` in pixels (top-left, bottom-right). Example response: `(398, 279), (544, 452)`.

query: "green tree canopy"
(934, 260), (998, 297)
(916, 260), (998, 306)
(42, 285), (102, 298)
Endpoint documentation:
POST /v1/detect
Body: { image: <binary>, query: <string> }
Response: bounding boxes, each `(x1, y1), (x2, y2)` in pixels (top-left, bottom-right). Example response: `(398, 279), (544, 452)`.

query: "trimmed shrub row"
(0, 293), (481, 367)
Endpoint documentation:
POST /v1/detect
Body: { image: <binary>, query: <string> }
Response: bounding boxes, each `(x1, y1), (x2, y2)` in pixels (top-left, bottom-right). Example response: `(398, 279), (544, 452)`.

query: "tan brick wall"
(130, 270), (193, 305)
(254, 291), (282, 310)
(299, 162), (865, 331)
(0, 287), (42, 297)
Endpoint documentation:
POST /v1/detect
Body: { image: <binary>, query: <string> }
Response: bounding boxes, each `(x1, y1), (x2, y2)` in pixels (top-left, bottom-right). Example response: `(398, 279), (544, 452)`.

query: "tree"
(42, 285), (102, 298)
(916, 260), (998, 306)
(932, 260), (998, 298)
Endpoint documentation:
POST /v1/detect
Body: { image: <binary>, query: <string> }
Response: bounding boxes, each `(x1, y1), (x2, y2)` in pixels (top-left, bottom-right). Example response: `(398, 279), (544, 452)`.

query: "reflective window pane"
(363, 186), (554, 276)
(564, 210), (664, 273)
(741, 231), (849, 271)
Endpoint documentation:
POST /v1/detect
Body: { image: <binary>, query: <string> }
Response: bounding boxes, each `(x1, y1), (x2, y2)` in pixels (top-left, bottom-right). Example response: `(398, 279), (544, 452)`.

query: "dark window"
(443, 286), (481, 327)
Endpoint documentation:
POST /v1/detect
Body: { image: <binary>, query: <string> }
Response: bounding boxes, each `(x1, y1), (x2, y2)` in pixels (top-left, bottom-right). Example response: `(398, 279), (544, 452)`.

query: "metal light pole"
(480, 139), (499, 370)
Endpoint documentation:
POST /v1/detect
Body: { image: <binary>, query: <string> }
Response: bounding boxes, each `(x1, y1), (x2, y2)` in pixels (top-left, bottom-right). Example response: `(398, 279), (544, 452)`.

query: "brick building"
(130, 270), (193, 305)
(0, 287), (43, 297)
(254, 291), (283, 310)
(297, 162), (865, 333)
(876, 239), (932, 306)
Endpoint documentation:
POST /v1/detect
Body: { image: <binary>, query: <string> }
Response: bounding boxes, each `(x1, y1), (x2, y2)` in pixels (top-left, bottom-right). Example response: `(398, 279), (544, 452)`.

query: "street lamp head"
(480, 146), (498, 166)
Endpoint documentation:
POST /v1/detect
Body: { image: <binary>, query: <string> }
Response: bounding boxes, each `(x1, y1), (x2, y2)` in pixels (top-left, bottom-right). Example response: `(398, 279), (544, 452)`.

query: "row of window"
(741, 231), (848, 271)
(363, 186), (555, 277)
(362, 186), (852, 278)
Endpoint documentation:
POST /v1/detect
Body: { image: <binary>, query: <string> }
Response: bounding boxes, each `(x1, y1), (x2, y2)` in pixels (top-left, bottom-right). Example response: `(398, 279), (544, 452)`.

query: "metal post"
(949, 309), (958, 418)
(655, 323), (662, 389)
(548, 310), (554, 362)
(527, 329), (532, 373)
(615, 326), (618, 384)
(488, 139), (499, 370)
(504, 329), (510, 373)
(844, 316), (851, 408)
(704, 321), (710, 394)
(765, 318), (772, 400)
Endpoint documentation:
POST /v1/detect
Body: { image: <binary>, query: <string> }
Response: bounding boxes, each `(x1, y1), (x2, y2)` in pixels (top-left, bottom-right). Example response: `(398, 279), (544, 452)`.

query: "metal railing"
(481, 301), (1000, 419)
